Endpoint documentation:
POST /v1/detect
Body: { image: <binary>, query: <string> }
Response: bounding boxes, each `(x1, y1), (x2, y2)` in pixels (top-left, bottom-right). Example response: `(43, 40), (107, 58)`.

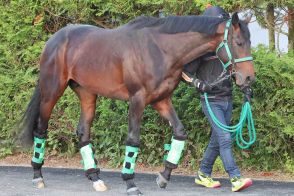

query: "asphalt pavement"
(0, 166), (293, 196)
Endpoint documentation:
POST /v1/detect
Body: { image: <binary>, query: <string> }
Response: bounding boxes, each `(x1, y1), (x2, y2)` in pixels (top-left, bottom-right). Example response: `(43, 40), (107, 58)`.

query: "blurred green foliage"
(0, 1), (293, 173)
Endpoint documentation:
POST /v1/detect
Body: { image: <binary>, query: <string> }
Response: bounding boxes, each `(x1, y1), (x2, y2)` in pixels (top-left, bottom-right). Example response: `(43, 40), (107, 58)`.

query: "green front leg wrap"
(166, 138), (185, 165)
(122, 146), (139, 174)
(80, 144), (96, 171)
(32, 137), (46, 164)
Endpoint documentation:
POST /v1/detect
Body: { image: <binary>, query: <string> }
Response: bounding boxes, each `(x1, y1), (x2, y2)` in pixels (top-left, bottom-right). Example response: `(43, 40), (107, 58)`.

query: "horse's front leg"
(72, 86), (107, 191)
(152, 98), (187, 188)
(122, 93), (146, 196)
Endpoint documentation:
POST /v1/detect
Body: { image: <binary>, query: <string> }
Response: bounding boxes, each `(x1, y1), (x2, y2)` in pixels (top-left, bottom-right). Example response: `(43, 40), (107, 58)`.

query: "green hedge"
(0, 1), (293, 172)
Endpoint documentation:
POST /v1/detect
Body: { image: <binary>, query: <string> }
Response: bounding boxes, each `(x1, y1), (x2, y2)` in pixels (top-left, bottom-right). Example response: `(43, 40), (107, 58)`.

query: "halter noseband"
(216, 19), (253, 70)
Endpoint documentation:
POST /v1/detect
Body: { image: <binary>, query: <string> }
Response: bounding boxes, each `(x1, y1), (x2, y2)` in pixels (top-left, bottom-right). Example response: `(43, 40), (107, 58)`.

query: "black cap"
(203, 6), (230, 19)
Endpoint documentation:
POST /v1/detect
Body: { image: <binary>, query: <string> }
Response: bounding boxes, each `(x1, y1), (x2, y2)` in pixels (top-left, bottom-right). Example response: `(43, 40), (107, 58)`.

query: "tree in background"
(266, 3), (276, 51)
(286, 6), (294, 52)
(194, 0), (293, 52)
(14, 0), (293, 52)
(249, 1), (293, 53)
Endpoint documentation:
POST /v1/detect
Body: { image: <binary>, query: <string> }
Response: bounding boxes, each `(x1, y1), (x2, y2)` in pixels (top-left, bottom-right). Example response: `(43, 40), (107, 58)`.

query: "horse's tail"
(18, 81), (41, 146)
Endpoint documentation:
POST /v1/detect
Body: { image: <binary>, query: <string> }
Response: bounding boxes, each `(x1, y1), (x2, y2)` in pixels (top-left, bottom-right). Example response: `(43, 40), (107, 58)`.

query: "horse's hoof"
(93, 180), (107, 191)
(32, 177), (45, 189)
(156, 173), (168, 189)
(127, 187), (143, 196)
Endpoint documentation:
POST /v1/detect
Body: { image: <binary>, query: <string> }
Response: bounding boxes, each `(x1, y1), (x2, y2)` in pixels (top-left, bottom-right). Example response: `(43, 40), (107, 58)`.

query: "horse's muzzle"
(233, 72), (255, 87)
(245, 75), (256, 85)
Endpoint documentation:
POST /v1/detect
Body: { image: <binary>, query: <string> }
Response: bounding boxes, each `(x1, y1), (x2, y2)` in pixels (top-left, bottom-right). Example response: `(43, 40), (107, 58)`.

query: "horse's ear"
(231, 12), (239, 25)
(244, 14), (252, 24)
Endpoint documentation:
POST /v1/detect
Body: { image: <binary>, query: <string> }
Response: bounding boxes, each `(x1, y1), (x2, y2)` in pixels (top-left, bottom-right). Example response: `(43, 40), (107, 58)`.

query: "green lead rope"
(204, 93), (256, 149)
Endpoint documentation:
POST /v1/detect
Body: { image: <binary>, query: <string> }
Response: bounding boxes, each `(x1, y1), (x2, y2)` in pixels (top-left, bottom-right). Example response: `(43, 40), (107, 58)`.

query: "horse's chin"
(235, 78), (254, 89)
(235, 79), (245, 87)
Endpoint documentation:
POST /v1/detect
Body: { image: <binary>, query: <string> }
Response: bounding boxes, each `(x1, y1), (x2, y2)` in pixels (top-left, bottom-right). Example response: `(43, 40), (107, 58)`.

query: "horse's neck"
(157, 32), (217, 66)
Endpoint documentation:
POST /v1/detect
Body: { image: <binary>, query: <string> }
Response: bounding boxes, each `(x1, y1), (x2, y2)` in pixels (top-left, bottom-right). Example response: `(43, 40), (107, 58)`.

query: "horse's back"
(45, 25), (130, 100)
(44, 24), (104, 48)
(38, 22), (178, 102)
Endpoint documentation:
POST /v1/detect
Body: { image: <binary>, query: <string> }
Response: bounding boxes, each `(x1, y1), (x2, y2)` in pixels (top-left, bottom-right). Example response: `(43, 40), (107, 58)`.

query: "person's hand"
(242, 86), (253, 103)
(181, 72), (193, 83)
(182, 72), (211, 92)
(192, 78), (212, 93)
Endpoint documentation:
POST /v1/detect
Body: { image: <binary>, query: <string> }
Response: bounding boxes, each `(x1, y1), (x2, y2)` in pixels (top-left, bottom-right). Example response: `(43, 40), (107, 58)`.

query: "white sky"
(247, 16), (289, 52)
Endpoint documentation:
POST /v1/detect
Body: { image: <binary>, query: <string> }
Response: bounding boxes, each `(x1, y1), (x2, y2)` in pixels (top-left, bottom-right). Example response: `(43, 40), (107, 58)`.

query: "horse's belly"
(92, 84), (130, 100)
(70, 67), (130, 100)
(80, 81), (129, 100)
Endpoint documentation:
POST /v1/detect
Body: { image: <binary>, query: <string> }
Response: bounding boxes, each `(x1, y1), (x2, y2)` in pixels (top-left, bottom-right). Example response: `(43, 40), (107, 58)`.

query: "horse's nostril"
(246, 76), (255, 83)
(251, 76), (256, 82)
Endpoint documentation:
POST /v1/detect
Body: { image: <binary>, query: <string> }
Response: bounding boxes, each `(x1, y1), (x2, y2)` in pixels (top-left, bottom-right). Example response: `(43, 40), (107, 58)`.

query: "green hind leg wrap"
(163, 143), (171, 161)
(80, 143), (97, 171)
(32, 137), (46, 164)
(166, 138), (185, 165)
(122, 146), (139, 174)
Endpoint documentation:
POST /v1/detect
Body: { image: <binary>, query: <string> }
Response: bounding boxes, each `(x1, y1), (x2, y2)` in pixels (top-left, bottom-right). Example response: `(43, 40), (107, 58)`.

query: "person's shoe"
(230, 177), (253, 192)
(195, 171), (221, 188)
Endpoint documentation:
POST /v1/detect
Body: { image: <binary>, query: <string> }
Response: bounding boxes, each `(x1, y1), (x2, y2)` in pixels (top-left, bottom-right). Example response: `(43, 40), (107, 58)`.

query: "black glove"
(192, 78), (212, 93)
(242, 86), (253, 103)
(182, 71), (211, 93)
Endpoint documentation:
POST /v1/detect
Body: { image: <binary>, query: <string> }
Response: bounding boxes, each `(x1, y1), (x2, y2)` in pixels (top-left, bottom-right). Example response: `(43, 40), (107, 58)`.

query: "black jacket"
(183, 53), (233, 101)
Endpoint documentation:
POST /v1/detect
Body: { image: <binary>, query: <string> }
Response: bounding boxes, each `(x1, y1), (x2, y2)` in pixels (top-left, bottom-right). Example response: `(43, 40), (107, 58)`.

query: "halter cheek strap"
(216, 19), (253, 70)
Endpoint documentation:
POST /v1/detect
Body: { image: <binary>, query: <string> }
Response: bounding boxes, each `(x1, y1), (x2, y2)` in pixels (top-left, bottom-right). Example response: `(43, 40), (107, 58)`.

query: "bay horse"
(19, 12), (254, 195)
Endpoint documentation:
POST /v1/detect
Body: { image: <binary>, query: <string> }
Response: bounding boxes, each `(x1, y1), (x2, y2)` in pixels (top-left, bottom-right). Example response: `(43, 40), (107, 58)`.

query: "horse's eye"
(237, 42), (243, 46)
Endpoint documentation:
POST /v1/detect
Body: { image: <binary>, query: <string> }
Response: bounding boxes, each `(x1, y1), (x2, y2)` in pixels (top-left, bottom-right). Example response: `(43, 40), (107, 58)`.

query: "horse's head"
(216, 13), (255, 88)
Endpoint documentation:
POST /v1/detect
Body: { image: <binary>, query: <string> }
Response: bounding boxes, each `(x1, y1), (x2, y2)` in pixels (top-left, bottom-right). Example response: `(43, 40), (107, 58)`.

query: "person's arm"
(182, 58), (211, 92)
(182, 58), (200, 83)
(182, 72), (212, 92)
(183, 58), (200, 75)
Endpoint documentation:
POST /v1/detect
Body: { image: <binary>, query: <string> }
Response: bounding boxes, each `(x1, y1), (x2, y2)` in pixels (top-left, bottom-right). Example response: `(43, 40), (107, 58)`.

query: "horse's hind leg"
(70, 81), (107, 192)
(31, 78), (67, 188)
(152, 98), (187, 188)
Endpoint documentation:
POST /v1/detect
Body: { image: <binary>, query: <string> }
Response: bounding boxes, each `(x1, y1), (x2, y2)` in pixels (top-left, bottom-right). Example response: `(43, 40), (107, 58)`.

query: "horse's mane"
(128, 16), (165, 29)
(127, 15), (226, 35)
